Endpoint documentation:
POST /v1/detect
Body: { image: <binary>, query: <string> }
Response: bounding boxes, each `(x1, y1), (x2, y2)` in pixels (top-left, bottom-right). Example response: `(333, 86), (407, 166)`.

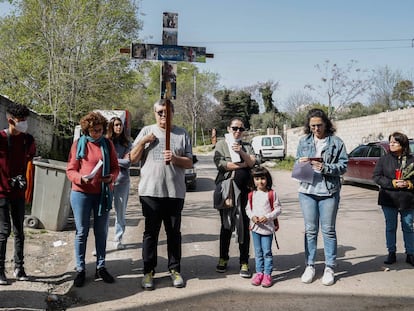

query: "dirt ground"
(2, 162), (414, 310)
(0, 177), (141, 310)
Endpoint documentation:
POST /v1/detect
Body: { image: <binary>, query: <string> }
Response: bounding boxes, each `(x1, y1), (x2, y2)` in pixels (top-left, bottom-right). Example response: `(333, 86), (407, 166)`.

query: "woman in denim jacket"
(295, 109), (348, 286)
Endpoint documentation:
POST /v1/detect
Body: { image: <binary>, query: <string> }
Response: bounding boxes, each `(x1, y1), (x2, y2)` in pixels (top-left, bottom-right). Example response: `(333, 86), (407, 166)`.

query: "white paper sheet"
(83, 159), (103, 180)
(225, 133), (241, 163)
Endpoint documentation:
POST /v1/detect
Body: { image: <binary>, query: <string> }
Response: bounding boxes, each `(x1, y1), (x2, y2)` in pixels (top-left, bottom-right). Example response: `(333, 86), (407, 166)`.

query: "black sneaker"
(95, 267), (115, 283)
(216, 258), (228, 273)
(74, 270), (86, 287)
(0, 269), (8, 285)
(14, 267), (29, 281)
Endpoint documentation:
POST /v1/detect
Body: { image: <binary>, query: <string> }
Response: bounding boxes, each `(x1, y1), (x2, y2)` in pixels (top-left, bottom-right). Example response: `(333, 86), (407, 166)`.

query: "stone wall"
(285, 107), (414, 157)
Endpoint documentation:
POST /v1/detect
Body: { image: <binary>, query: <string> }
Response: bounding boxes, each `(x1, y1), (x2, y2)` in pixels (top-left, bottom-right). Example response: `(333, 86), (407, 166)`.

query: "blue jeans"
(252, 231), (273, 275)
(382, 206), (414, 254)
(299, 192), (339, 267)
(70, 191), (110, 272)
(113, 181), (130, 242)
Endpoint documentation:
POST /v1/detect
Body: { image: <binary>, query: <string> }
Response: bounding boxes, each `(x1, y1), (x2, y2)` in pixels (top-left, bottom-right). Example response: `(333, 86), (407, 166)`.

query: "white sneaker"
(170, 269), (184, 288)
(322, 267), (335, 286)
(301, 265), (315, 284)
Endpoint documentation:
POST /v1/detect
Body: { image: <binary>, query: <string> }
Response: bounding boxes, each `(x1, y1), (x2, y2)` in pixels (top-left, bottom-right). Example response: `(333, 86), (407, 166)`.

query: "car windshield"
(349, 145), (369, 157)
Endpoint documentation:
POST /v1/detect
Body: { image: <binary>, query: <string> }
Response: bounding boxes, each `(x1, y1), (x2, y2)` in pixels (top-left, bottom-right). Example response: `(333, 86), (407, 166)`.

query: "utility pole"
(193, 71), (197, 146)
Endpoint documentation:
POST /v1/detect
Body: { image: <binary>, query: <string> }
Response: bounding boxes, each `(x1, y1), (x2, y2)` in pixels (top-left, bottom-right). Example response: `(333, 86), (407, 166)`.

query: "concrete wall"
(285, 107), (414, 157)
(1, 95), (54, 156)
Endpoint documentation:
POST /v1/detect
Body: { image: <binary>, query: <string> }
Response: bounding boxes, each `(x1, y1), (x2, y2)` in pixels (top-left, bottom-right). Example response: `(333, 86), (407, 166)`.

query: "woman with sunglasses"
(66, 111), (119, 287)
(107, 117), (132, 250)
(295, 108), (348, 286)
(213, 117), (256, 278)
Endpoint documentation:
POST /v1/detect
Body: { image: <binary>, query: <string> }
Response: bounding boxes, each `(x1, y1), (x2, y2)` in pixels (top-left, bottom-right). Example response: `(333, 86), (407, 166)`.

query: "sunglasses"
(231, 126), (245, 132)
(156, 110), (167, 117)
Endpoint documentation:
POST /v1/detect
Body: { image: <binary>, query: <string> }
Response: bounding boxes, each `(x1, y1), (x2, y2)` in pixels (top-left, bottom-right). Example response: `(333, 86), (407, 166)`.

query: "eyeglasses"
(310, 124), (324, 128)
(89, 128), (103, 133)
(113, 123), (122, 127)
(156, 110), (167, 117)
(231, 126), (245, 132)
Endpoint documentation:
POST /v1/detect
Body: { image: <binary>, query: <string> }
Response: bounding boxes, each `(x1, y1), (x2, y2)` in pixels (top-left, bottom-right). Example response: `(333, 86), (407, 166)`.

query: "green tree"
(174, 64), (220, 145)
(336, 102), (369, 120)
(0, 0), (142, 126)
(392, 80), (414, 107)
(258, 81), (279, 113)
(213, 89), (259, 135)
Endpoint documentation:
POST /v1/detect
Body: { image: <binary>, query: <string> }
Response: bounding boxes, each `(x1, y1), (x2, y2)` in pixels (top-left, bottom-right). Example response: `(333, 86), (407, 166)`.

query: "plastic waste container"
(28, 159), (71, 231)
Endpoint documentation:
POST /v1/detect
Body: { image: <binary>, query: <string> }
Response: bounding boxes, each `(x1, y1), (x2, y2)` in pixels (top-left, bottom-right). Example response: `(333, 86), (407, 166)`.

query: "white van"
(251, 135), (285, 163)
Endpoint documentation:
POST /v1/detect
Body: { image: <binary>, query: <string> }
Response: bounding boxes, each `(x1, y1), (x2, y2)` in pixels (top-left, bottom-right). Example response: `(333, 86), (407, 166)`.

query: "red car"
(343, 140), (414, 186)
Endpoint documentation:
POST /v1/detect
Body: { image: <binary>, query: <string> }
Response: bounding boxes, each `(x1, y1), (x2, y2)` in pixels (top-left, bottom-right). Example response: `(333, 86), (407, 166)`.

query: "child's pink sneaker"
(251, 272), (264, 286)
(261, 274), (273, 288)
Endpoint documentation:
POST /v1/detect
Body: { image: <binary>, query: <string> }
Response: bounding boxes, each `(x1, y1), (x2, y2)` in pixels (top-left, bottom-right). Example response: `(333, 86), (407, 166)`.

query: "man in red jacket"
(0, 102), (36, 285)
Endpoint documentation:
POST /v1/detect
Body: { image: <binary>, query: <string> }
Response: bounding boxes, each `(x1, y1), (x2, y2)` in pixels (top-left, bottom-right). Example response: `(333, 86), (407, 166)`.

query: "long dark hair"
(303, 108), (336, 135)
(250, 166), (273, 190)
(389, 132), (410, 156)
(107, 117), (130, 147)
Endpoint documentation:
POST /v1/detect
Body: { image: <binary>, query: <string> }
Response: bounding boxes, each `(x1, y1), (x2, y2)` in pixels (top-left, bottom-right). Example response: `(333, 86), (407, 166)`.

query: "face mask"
(15, 120), (28, 133)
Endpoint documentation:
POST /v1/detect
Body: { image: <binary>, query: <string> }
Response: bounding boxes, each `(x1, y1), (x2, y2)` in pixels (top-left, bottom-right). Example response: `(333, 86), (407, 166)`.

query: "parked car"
(251, 135), (285, 163)
(185, 155), (198, 190)
(343, 140), (414, 186)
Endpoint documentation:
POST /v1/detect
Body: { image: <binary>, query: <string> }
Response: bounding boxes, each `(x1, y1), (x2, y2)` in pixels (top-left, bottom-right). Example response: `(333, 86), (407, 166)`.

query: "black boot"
(406, 254), (414, 266)
(384, 252), (396, 264)
(74, 270), (86, 287)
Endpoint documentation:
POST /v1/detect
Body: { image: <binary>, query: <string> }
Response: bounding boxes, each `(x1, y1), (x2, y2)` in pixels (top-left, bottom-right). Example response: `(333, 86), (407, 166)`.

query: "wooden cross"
(120, 12), (213, 164)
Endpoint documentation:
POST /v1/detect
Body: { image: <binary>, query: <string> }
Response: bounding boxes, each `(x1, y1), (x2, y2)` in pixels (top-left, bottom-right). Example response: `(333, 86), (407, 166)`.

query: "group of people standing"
(213, 108), (414, 289)
(1, 102), (413, 290)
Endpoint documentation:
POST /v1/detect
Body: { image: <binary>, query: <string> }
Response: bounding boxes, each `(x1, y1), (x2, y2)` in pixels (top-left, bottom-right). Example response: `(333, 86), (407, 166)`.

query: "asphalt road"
(1, 154), (414, 310)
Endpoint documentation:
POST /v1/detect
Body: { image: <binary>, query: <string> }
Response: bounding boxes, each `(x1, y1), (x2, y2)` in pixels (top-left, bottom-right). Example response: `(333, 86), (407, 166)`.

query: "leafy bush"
(276, 156), (295, 170)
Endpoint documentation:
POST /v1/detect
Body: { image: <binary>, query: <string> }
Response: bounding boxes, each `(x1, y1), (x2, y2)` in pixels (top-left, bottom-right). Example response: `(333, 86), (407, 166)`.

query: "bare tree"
(282, 90), (316, 115)
(369, 66), (403, 110)
(305, 60), (372, 118)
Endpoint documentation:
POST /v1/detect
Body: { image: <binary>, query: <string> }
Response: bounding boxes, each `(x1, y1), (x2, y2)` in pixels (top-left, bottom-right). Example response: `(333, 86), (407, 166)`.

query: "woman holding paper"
(213, 117), (256, 278)
(66, 111), (119, 287)
(295, 108), (348, 286)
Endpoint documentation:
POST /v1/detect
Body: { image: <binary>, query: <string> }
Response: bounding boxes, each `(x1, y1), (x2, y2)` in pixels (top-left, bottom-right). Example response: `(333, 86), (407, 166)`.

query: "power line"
(211, 45), (412, 54)
(184, 38), (412, 45)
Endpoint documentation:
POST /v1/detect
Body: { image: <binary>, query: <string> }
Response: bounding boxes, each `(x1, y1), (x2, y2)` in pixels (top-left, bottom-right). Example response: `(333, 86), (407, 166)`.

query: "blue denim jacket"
(296, 134), (348, 195)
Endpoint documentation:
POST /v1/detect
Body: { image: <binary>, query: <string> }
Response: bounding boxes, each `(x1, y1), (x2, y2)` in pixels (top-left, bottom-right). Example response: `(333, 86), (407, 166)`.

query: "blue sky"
(2, 0), (414, 105)
(138, 0), (414, 104)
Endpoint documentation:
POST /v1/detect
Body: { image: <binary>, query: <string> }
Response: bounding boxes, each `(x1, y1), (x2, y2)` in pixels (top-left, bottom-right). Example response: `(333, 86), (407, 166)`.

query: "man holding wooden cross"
(130, 100), (193, 290)
(125, 11), (212, 290)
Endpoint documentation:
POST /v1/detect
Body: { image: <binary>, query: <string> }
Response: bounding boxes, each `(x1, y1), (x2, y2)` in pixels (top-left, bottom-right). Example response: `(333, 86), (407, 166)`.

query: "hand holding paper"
(291, 161), (314, 183)
(225, 133), (241, 163)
